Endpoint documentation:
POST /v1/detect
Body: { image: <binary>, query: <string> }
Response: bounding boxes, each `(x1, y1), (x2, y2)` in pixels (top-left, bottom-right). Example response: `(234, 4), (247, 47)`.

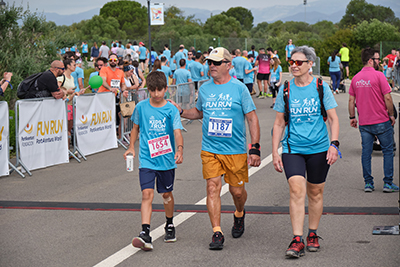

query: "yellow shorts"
(200, 150), (248, 187)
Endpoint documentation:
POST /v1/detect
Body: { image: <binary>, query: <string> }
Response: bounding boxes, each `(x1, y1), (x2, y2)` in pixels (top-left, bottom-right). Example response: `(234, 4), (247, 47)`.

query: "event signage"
(18, 99), (68, 171)
(75, 93), (117, 156)
(150, 3), (164, 25)
(0, 102), (9, 176)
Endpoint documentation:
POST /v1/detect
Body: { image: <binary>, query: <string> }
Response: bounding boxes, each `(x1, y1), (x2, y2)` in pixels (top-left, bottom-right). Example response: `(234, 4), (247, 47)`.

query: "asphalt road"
(0, 74), (399, 267)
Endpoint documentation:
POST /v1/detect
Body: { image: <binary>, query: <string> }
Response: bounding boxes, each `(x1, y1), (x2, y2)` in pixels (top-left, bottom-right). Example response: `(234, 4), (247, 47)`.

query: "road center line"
(93, 148), (281, 267)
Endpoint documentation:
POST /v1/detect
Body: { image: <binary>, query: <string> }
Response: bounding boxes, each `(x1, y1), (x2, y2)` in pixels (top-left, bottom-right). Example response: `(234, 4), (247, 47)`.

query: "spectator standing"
(327, 50), (341, 94)
(91, 42), (99, 61)
(338, 43), (350, 79)
(255, 48), (271, 98)
(383, 48), (397, 89)
(99, 41), (110, 60)
(71, 59), (84, 93)
(81, 41), (88, 61)
(349, 47), (399, 193)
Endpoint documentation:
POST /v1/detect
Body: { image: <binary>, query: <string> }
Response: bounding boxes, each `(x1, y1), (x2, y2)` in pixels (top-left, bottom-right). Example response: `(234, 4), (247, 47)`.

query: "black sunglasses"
(370, 57), (380, 61)
(56, 67), (65, 70)
(207, 60), (229, 66)
(289, 60), (309, 66)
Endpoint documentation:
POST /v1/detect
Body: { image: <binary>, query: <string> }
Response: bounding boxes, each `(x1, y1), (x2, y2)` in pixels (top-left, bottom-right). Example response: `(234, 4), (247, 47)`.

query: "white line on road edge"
(93, 147), (281, 267)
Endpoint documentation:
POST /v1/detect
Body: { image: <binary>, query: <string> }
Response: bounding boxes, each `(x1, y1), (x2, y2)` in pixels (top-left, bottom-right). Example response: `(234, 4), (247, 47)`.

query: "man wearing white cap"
(169, 47), (261, 250)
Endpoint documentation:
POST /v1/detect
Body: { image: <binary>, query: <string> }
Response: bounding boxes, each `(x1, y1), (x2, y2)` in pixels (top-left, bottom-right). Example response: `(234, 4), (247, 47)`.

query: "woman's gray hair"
(291, 45), (317, 62)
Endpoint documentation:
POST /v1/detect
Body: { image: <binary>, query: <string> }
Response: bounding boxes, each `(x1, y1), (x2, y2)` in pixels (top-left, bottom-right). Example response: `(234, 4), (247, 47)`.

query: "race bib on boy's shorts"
(208, 117), (233, 138)
(148, 135), (173, 158)
(111, 79), (120, 88)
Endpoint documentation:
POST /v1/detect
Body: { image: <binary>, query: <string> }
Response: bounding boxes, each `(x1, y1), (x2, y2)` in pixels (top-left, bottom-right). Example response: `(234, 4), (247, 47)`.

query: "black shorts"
(257, 73), (270, 81)
(237, 78), (244, 83)
(139, 59), (146, 63)
(245, 83), (253, 94)
(82, 53), (88, 58)
(282, 152), (330, 184)
(342, 61), (349, 68)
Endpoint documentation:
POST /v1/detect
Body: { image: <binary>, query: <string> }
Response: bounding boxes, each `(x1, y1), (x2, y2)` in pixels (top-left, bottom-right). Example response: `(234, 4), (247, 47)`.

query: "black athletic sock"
(308, 229), (317, 236)
(294, 235), (303, 242)
(142, 224), (150, 235)
(166, 216), (173, 227)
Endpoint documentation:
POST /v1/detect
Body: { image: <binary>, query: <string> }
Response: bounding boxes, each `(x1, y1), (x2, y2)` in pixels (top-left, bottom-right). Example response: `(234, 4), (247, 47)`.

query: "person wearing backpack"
(271, 46), (340, 258)
(18, 61), (65, 99)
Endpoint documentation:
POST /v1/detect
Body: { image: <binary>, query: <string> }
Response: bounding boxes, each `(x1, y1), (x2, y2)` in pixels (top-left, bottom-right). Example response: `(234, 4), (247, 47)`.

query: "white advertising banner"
(18, 99), (69, 171)
(75, 93), (117, 156)
(0, 102), (9, 176)
(150, 3), (164, 25)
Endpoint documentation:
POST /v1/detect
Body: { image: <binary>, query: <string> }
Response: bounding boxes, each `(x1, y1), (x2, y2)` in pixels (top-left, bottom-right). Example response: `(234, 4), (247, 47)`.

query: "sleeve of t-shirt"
(173, 71), (176, 80)
(196, 91), (203, 111)
(241, 85), (256, 114)
(273, 84), (285, 113)
(78, 69), (84, 79)
(132, 105), (139, 124)
(322, 81), (338, 110)
(172, 107), (183, 130)
(187, 72), (192, 80)
(285, 45), (288, 52)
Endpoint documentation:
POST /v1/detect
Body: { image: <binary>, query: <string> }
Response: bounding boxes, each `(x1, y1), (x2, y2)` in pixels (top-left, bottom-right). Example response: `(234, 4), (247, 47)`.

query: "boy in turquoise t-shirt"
(124, 71), (184, 251)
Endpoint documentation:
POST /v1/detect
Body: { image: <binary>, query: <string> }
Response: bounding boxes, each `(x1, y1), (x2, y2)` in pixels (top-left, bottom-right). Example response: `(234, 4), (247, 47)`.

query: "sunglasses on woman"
(207, 60), (229, 66)
(289, 60), (309, 66)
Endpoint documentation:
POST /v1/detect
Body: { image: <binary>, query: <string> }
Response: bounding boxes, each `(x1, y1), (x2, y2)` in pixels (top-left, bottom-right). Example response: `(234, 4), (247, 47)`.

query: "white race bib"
(208, 117), (233, 138)
(148, 135), (172, 158)
(271, 76), (276, 82)
(110, 79), (120, 88)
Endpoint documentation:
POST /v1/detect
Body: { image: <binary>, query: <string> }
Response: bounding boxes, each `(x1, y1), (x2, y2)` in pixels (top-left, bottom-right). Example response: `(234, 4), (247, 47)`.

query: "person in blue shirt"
(138, 42), (148, 72)
(169, 50), (176, 73)
(174, 46), (186, 68)
(244, 57), (257, 95)
(185, 51), (193, 70)
(160, 56), (172, 85)
(173, 59), (192, 109)
(272, 46), (339, 258)
(81, 41), (88, 61)
(89, 58), (107, 92)
(327, 49), (342, 94)
(172, 59), (192, 85)
(71, 59), (84, 93)
(124, 71), (184, 251)
(248, 45), (259, 67)
(232, 49), (248, 83)
(268, 57), (282, 108)
(285, 39), (296, 75)
(149, 47), (159, 67)
(163, 44), (171, 65)
(188, 52), (204, 90)
(169, 47), (261, 251)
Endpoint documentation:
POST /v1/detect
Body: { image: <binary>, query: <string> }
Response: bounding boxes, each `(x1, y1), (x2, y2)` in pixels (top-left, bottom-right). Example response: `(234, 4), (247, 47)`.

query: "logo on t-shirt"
(290, 97), (319, 123)
(355, 79), (371, 87)
(149, 116), (166, 132)
(205, 93), (232, 110)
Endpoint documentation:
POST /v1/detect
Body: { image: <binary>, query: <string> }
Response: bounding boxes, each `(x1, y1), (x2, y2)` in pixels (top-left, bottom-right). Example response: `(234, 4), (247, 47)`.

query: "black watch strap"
(331, 140), (340, 147)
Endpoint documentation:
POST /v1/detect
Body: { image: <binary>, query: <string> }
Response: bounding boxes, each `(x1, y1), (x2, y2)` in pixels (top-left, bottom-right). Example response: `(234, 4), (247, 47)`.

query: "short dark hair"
(102, 41), (106, 45)
(179, 58), (186, 67)
(147, 71), (167, 91)
(109, 53), (118, 58)
(267, 47), (273, 52)
(160, 56), (167, 63)
(195, 52), (202, 60)
(63, 58), (75, 68)
(96, 57), (107, 64)
(164, 44), (169, 48)
(251, 45), (255, 50)
(361, 47), (378, 65)
(132, 60), (139, 68)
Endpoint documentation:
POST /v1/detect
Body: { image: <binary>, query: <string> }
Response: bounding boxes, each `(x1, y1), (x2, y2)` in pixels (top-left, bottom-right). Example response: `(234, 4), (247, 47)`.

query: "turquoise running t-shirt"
(273, 77), (338, 154)
(243, 61), (254, 84)
(189, 61), (204, 82)
(132, 99), (183, 170)
(196, 78), (256, 155)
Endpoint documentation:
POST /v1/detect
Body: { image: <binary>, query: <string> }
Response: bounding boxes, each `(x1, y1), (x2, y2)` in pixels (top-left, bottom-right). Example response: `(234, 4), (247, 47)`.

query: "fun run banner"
(75, 92), (117, 156)
(0, 102), (9, 176)
(18, 99), (68, 171)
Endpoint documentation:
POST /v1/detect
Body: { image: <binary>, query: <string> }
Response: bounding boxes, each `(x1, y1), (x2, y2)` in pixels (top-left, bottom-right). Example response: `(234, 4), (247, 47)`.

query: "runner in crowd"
(123, 71), (184, 251)
(71, 59), (84, 93)
(138, 42), (148, 72)
(188, 52), (204, 90)
(232, 49), (248, 83)
(268, 57), (282, 108)
(255, 48), (271, 99)
(272, 45), (339, 258)
(160, 56), (172, 85)
(168, 47), (261, 250)
(338, 43), (350, 79)
(244, 55), (257, 95)
(285, 39), (295, 76)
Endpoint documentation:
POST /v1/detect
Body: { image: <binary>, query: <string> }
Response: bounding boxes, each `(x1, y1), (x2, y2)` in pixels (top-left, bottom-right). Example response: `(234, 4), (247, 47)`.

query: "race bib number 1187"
(208, 117), (233, 138)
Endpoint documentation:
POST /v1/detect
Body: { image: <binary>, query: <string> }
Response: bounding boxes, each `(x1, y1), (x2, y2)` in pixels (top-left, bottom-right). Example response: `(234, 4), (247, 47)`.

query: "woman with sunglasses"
(328, 50), (341, 94)
(272, 46), (340, 258)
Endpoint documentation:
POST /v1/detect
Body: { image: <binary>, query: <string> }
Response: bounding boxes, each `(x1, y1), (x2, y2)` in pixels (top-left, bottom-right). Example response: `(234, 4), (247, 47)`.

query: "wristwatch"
(249, 143), (260, 150)
(331, 140), (340, 148)
(349, 116), (355, 119)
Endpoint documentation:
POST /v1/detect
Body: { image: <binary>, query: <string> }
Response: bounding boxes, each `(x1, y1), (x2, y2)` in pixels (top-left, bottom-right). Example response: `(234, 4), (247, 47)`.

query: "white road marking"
(93, 147), (281, 267)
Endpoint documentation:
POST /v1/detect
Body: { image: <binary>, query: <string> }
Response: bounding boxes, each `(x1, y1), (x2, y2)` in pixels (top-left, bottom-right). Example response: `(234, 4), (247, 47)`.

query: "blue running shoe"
(364, 183), (374, 192)
(383, 183), (399, 193)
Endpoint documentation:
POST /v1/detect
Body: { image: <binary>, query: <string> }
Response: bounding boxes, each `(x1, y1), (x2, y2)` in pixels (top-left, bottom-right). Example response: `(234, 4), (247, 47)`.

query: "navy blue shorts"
(282, 152), (330, 184)
(139, 168), (175, 193)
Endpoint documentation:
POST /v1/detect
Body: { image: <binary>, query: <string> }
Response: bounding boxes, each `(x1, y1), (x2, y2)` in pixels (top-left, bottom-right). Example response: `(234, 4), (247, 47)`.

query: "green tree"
(339, 0), (400, 28)
(311, 20), (338, 38)
(353, 18), (400, 48)
(100, 0), (147, 37)
(204, 14), (242, 38)
(221, 7), (254, 31)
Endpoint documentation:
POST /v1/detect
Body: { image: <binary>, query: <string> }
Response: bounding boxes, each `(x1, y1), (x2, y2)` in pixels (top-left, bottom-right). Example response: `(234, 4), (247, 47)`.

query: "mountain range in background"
(43, 0), (400, 26)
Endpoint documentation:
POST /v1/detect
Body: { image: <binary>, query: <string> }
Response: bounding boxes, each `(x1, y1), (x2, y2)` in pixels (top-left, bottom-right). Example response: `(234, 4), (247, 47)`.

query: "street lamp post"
(0, 0), (6, 9)
(148, 0), (152, 72)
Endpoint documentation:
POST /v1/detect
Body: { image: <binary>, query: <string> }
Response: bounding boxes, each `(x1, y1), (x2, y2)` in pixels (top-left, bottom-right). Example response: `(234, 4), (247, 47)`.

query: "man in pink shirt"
(348, 47), (398, 193)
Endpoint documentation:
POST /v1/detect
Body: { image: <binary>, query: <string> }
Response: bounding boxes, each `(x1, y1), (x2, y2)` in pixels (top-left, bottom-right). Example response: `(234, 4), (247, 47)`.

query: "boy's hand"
(124, 147), (135, 160)
(174, 149), (183, 164)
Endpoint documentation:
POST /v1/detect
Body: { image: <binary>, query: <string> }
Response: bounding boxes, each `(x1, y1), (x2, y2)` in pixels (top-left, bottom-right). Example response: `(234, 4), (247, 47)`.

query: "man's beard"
(110, 63), (116, 68)
(373, 61), (379, 71)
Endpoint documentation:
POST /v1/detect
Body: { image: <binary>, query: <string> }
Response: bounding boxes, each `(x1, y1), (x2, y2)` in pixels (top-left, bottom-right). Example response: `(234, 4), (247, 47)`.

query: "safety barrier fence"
(3, 80), (210, 177)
